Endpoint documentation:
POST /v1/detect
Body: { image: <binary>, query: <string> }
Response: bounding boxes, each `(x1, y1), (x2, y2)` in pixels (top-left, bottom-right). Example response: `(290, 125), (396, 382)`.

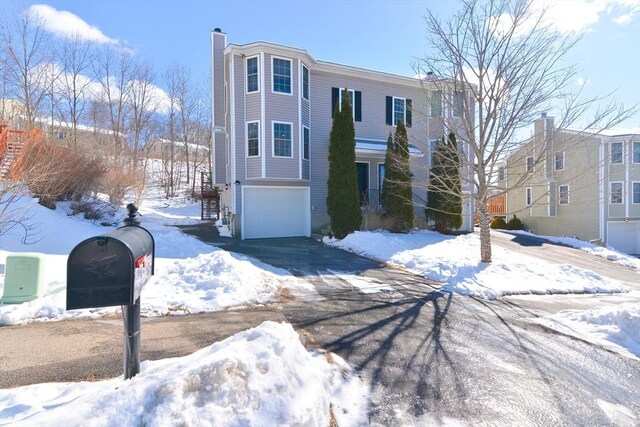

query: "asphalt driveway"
(1, 224), (638, 426)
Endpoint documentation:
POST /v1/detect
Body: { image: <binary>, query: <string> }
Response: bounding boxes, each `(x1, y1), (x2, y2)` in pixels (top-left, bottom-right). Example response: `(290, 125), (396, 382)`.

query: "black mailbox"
(67, 226), (155, 310)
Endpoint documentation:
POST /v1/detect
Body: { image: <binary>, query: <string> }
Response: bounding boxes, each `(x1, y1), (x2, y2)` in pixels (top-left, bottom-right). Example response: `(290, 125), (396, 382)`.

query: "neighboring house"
(504, 113), (640, 255)
(210, 29), (476, 239)
(147, 137), (209, 162)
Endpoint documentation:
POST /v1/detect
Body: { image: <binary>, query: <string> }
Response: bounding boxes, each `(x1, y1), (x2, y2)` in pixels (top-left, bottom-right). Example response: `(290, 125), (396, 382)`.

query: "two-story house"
(505, 113), (640, 255)
(211, 29), (475, 239)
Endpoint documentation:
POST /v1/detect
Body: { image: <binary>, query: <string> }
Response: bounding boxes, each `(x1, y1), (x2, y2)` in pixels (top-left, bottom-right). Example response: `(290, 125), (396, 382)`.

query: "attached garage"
(607, 221), (640, 255)
(242, 186), (311, 239)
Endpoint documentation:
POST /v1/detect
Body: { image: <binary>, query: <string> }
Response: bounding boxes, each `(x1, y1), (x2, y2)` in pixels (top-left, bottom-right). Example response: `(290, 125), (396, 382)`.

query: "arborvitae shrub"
(506, 214), (525, 230)
(491, 216), (507, 229)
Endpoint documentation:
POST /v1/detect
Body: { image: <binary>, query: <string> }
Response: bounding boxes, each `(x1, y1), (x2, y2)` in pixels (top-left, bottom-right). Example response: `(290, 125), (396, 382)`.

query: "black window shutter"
(354, 91), (362, 122)
(406, 99), (412, 128)
(331, 87), (339, 118)
(385, 96), (392, 125)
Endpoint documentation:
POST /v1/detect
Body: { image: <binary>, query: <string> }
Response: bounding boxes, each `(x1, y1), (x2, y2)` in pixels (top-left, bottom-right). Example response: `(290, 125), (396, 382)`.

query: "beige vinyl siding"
(264, 54), (300, 179)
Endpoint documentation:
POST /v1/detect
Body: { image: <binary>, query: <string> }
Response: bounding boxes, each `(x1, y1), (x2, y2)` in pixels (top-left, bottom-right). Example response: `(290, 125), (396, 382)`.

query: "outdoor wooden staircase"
(0, 125), (26, 179)
(200, 172), (220, 221)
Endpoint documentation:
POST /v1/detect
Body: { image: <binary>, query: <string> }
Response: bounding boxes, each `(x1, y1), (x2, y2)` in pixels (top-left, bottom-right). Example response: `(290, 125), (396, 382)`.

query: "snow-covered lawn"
(0, 321), (369, 426)
(324, 230), (629, 300)
(0, 183), (315, 326)
(533, 303), (640, 360)
(506, 230), (640, 270)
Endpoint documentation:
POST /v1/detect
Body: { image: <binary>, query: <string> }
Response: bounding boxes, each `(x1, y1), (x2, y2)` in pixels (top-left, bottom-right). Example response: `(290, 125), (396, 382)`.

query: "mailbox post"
(67, 204), (154, 380)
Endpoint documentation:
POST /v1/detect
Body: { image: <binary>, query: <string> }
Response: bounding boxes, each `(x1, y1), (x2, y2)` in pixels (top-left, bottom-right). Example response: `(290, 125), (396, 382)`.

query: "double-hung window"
(555, 151), (564, 171)
(453, 91), (464, 118)
(393, 97), (406, 126)
(559, 185), (569, 204)
(247, 122), (259, 157)
(303, 126), (310, 160)
(273, 122), (292, 157)
(611, 142), (623, 164)
(633, 182), (640, 204)
(633, 141), (640, 164)
(340, 88), (355, 119)
(526, 188), (532, 206)
(430, 90), (442, 117)
(246, 57), (259, 93)
(526, 156), (534, 173)
(610, 182), (623, 204)
(272, 58), (291, 94)
(498, 166), (505, 181)
(302, 64), (309, 100)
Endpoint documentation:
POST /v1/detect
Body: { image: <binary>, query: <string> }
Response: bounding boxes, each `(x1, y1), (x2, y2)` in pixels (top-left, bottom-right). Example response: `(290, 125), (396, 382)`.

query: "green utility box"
(1, 253), (47, 304)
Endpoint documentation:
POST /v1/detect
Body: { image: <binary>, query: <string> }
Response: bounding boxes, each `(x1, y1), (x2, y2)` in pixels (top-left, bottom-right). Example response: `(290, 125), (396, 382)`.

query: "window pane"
(303, 127), (310, 160)
(339, 88), (355, 119)
(498, 167), (505, 181)
(302, 66), (309, 100)
(610, 182), (623, 204)
(247, 58), (258, 92)
(526, 188), (532, 205)
(247, 122), (259, 156)
(526, 156), (534, 172)
(453, 91), (463, 117)
(430, 91), (442, 117)
(633, 182), (640, 204)
(559, 185), (569, 204)
(633, 142), (640, 164)
(611, 142), (623, 164)
(274, 123), (291, 157)
(555, 152), (564, 170)
(393, 97), (405, 126)
(273, 59), (291, 93)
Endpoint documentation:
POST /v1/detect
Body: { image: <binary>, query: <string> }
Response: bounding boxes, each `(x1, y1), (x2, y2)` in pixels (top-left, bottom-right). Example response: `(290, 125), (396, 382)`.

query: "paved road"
(1, 224), (639, 426)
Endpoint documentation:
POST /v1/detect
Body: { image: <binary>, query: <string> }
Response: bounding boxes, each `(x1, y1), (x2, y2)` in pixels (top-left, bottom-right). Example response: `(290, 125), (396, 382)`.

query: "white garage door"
(243, 186), (310, 239)
(607, 222), (640, 255)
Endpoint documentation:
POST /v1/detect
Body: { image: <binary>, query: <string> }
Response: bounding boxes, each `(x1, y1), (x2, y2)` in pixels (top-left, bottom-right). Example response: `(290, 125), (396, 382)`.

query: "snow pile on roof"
(0, 321), (370, 426)
(507, 230), (640, 270)
(324, 230), (628, 300)
(533, 303), (640, 360)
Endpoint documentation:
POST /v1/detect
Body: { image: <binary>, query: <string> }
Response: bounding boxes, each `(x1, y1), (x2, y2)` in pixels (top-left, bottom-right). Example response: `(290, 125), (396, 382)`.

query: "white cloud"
(28, 4), (117, 44)
(576, 77), (590, 86)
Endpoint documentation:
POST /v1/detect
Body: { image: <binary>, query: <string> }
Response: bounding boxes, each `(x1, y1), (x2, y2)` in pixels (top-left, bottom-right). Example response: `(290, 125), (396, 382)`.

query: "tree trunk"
(478, 200), (492, 263)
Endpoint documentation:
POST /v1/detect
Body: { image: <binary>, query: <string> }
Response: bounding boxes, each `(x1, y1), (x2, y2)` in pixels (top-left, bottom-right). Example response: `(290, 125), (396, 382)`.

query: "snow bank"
(325, 230), (628, 300)
(0, 180), (316, 326)
(507, 230), (640, 270)
(534, 303), (640, 360)
(0, 321), (369, 426)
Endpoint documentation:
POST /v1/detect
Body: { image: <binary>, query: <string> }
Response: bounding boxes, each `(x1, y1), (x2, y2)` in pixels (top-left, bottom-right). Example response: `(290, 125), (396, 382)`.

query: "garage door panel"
(243, 187), (310, 239)
(607, 222), (640, 255)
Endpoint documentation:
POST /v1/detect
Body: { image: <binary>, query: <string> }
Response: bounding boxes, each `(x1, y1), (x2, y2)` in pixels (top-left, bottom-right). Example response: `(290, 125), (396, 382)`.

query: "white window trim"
(526, 187), (532, 206)
(392, 96), (406, 127)
(526, 156), (534, 173)
(555, 151), (565, 171)
(271, 56), (292, 95)
(246, 120), (260, 158)
(302, 125), (310, 160)
(632, 181), (640, 204)
(339, 88), (356, 120)
(632, 141), (640, 164)
(271, 121), (294, 158)
(377, 162), (385, 191)
(246, 55), (260, 94)
(302, 63), (309, 101)
(559, 184), (570, 205)
(609, 181), (624, 204)
(610, 141), (624, 164)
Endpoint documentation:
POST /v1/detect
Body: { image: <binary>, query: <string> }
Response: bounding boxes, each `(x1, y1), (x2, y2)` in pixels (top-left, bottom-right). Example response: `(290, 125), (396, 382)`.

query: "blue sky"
(8, 0), (640, 130)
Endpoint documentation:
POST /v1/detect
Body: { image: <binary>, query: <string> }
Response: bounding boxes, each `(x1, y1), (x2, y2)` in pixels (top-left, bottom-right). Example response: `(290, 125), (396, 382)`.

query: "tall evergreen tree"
(393, 120), (414, 231)
(327, 89), (361, 238)
(381, 133), (395, 210)
(382, 122), (413, 232)
(426, 132), (462, 233)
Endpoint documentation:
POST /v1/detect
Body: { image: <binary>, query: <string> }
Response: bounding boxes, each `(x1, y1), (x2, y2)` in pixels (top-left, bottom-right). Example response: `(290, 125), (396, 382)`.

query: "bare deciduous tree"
(415, 0), (635, 262)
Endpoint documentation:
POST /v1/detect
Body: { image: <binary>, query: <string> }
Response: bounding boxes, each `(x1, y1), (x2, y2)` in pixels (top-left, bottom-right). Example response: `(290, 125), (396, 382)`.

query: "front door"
(356, 162), (369, 206)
